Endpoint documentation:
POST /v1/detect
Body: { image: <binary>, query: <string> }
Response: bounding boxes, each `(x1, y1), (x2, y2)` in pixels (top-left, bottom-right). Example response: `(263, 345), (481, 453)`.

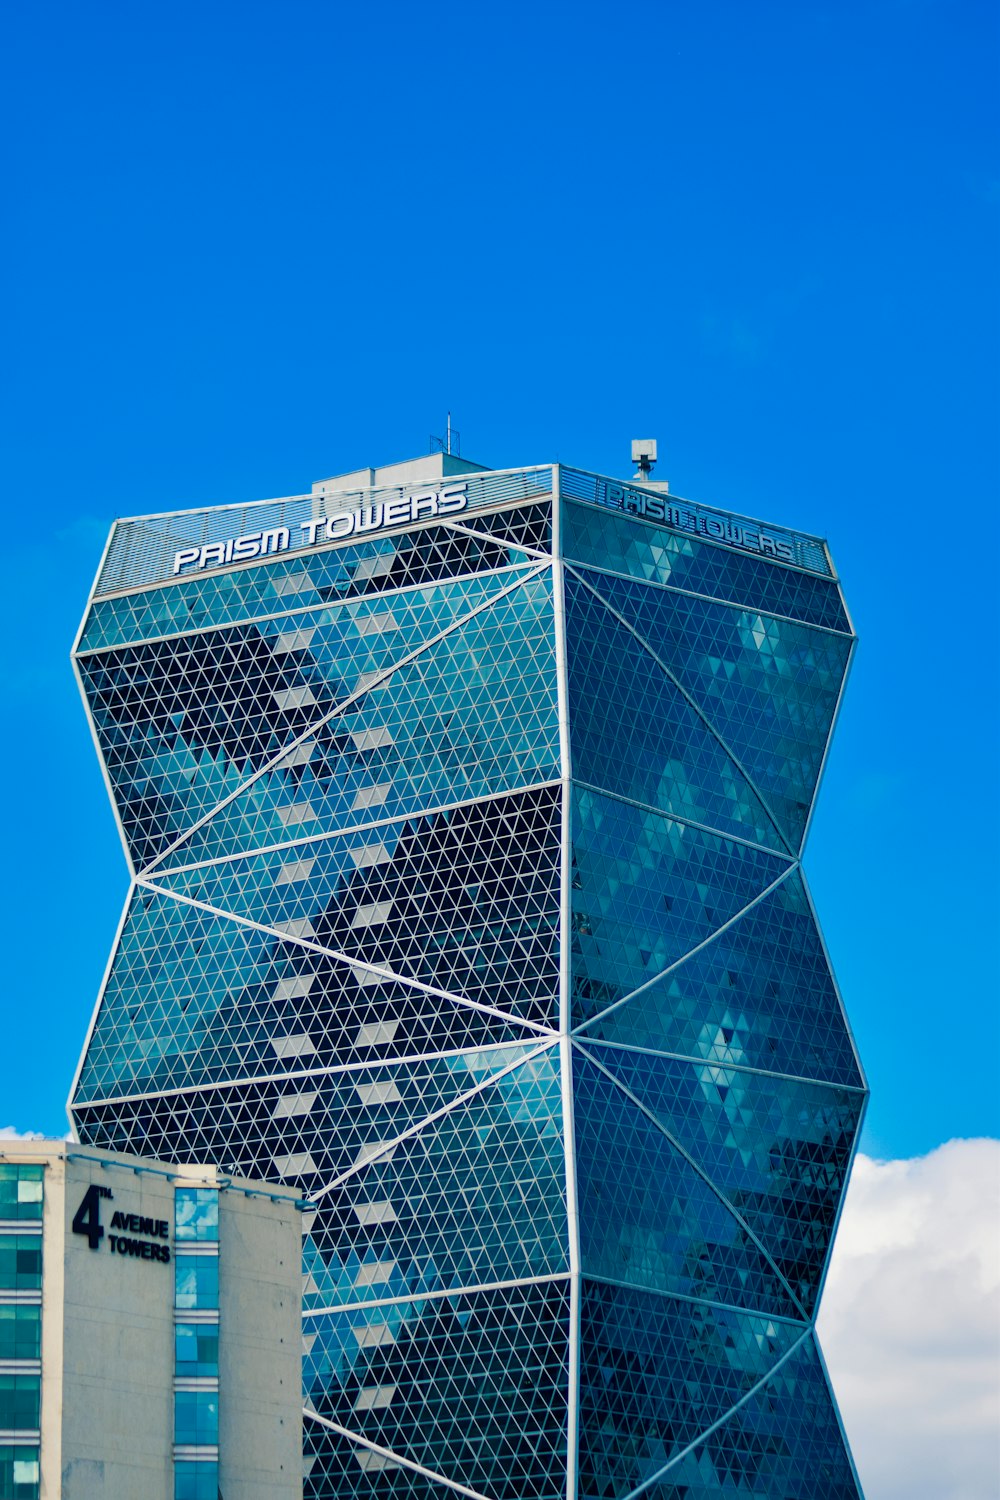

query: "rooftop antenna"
(430, 413), (461, 458)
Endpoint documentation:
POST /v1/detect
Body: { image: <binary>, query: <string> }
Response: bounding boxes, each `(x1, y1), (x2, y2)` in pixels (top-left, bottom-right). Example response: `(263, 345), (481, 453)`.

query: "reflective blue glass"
(78, 566), (554, 870)
(0, 1377), (39, 1431)
(570, 563), (852, 848)
(0, 1447), (39, 1500)
(583, 870), (863, 1088)
(76, 1041), (548, 1190)
(174, 1462), (219, 1500)
(573, 1049), (802, 1318)
(564, 574), (787, 850)
(303, 1280), (570, 1500)
(578, 1280), (804, 1500)
(174, 1256), (218, 1310)
(151, 785), (561, 1026)
(562, 499), (850, 632)
(175, 1188), (219, 1242)
(571, 786), (792, 1023)
(174, 1390), (219, 1445)
(0, 1238), (41, 1291)
(580, 1042), (862, 1314)
(635, 1336), (861, 1499)
(0, 1307), (40, 1362)
(305, 1045), (566, 1304)
(168, 570), (560, 869)
(174, 1323), (219, 1378)
(0, 1166), (43, 1221)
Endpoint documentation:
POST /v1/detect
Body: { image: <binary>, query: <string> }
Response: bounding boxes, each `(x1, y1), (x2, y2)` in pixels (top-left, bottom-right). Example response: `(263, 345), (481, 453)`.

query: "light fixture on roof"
(631, 438), (657, 481)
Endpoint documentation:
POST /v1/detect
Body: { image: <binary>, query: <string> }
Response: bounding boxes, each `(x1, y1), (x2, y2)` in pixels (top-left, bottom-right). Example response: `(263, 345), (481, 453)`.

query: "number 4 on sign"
(72, 1185), (106, 1250)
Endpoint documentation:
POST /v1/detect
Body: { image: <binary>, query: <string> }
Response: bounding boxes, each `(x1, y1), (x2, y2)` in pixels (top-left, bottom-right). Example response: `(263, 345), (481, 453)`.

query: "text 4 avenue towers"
(70, 454), (867, 1499)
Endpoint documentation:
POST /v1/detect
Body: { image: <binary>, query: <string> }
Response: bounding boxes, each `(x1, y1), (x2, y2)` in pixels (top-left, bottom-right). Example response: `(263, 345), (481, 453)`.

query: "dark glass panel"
(562, 499), (850, 632)
(303, 1279), (570, 1500)
(565, 575), (786, 850)
(573, 1048), (803, 1319)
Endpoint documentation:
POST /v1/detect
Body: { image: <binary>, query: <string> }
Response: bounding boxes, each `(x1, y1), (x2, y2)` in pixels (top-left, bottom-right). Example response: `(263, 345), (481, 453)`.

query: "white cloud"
(819, 1138), (1000, 1500)
(0, 1126), (46, 1140)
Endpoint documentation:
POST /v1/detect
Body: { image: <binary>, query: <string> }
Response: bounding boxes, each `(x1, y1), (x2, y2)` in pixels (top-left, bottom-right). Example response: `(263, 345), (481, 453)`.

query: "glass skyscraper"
(69, 456), (866, 1498)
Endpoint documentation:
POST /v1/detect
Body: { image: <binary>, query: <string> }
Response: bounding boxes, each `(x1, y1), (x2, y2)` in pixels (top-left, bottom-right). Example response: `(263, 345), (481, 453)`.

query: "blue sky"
(0, 0), (996, 1159)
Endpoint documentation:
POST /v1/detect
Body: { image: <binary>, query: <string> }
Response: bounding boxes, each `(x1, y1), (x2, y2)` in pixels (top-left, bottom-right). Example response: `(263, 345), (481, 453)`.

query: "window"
(0, 1167), (43, 1222)
(174, 1256), (218, 1310)
(0, 1238), (41, 1291)
(174, 1460), (218, 1499)
(174, 1323), (218, 1378)
(0, 1307), (40, 1361)
(173, 1390), (219, 1446)
(0, 1446), (40, 1500)
(174, 1189), (218, 1243)
(0, 1376), (40, 1431)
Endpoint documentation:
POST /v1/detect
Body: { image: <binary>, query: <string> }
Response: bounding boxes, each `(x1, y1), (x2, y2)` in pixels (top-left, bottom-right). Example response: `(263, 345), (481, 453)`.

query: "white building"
(0, 1139), (302, 1499)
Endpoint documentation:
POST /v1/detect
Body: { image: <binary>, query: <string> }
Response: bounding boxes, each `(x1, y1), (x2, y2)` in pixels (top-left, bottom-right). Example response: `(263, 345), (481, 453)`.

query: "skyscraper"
(69, 453), (866, 1499)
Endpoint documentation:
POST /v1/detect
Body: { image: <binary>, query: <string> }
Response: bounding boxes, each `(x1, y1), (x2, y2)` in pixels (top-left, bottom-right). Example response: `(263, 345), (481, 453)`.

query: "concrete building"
(0, 1139), (302, 1499)
(68, 449), (866, 1498)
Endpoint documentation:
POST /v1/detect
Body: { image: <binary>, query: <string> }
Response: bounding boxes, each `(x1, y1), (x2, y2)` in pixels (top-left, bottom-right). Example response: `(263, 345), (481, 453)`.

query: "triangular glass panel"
(578, 1277), (805, 1500)
(149, 784), (562, 1027)
(160, 569), (558, 868)
(564, 574), (786, 850)
(74, 1040), (546, 1201)
(581, 871), (863, 1089)
(71, 888), (543, 1106)
(304, 1416), (482, 1500)
(560, 498), (851, 633)
(573, 1047), (803, 1319)
(571, 564), (851, 849)
(631, 1335), (862, 1500)
(303, 1278), (571, 1500)
(78, 564), (544, 871)
(579, 1042), (863, 1316)
(80, 511), (552, 653)
(570, 786), (793, 1027)
(306, 1043), (566, 1307)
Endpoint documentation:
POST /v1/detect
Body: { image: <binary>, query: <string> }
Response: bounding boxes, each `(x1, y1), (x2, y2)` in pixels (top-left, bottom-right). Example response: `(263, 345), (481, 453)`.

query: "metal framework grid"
(68, 464), (867, 1499)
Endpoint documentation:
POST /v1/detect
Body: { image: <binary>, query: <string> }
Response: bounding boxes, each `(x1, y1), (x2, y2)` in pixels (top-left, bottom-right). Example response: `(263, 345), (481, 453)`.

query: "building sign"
(600, 482), (796, 563)
(172, 483), (470, 576)
(72, 1184), (171, 1265)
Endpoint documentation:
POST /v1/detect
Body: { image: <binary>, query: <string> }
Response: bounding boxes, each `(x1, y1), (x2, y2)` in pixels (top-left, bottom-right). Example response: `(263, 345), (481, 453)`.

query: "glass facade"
(70, 465), (866, 1497)
(0, 1166), (41, 1500)
(172, 1186), (220, 1498)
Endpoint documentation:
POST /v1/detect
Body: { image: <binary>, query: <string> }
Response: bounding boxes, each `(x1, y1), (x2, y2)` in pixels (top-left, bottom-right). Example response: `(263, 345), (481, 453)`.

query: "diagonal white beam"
(139, 562), (549, 875)
(304, 1271), (569, 1320)
(573, 1042), (811, 1323)
(567, 566), (794, 856)
(154, 779), (562, 876)
(576, 1037), (867, 1093)
(616, 1329), (814, 1500)
(308, 1038), (560, 1201)
(573, 865), (795, 1035)
(72, 1037), (558, 1112)
(441, 515), (552, 562)
(136, 878), (556, 1038)
(559, 556), (854, 639)
(74, 555), (543, 656)
(571, 777), (790, 858)
(303, 1408), (493, 1500)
